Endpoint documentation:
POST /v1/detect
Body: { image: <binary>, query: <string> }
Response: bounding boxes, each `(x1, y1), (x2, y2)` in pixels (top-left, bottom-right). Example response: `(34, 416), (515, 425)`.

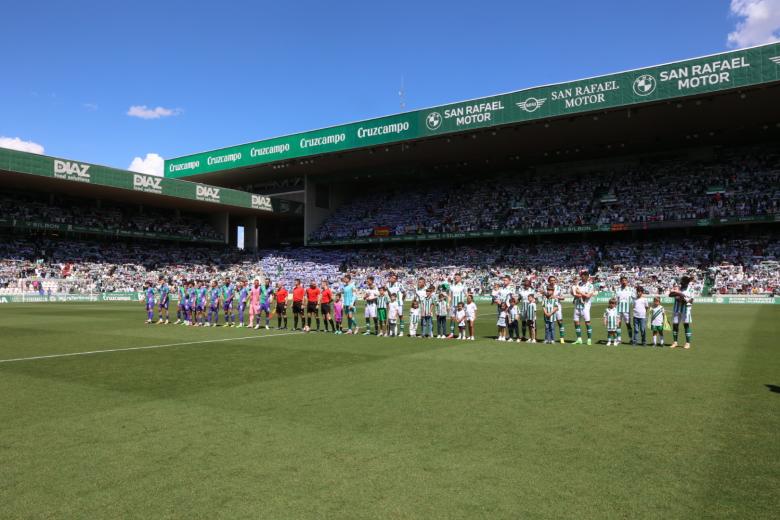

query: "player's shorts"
(526, 319), (536, 327)
(183, 302), (191, 311)
(223, 301), (233, 312)
(159, 300), (169, 310)
(210, 305), (219, 313)
(607, 327), (617, 333)
(365, 302), (377, 319)
(238, 303), (246, 313)
(260, 301), (271, 313)
(196, 304), (204, 312)
(320, 303), (331, 315)
(377, 308), (387, 322)
(673, 309), (692, 324)
(306, 302), (318, 314)
(146, 302), (154, 311)
(573, 306), (591, 322)
(276, 303), (287, 314)
(344, 304), (355, 315)
(651, 325), (664, 333)
(554, 308), (563, 321)
(293, 301), (303, 314)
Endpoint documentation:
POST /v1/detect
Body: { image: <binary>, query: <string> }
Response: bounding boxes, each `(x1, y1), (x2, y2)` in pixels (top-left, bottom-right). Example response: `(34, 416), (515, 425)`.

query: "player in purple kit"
(180, 281), (191, 325)
(222, 277), (235, 326)
(195, 280), (207, 326)
(206, 280), (220, 327)
(237, 279), (250, 327)
(175, 282), (186, 324)
(144, 281), (156, 324)
(156, 276), (170, 324)
(186, 281), (198, 326)
(259, 278), (273, 330)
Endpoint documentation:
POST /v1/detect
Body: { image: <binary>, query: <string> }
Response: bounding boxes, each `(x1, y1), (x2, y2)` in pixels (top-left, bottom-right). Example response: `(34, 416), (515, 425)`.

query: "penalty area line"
(0, 331), (302, 365)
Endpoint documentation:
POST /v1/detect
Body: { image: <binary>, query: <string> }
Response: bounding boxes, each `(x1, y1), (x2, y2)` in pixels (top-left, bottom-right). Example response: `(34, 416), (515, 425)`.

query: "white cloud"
(0, 136), (45, 154)
(728, 0), (780, 47)
(83, 102), (98, 111)
(127, 105), (182, 119)
(128, 153), (165, 176)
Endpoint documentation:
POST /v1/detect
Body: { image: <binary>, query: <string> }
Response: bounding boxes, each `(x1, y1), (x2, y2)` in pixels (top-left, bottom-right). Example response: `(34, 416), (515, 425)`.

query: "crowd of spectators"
(1, 233), (776, 297)
(312, 146), (780, 240)
(0, 191), (223, 241)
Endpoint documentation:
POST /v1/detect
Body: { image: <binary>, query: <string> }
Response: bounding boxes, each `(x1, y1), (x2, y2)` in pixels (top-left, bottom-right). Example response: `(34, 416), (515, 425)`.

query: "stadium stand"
(1, 232), (776, 297)
(311, 145), (780, 240)
(0, 190), (224, 242)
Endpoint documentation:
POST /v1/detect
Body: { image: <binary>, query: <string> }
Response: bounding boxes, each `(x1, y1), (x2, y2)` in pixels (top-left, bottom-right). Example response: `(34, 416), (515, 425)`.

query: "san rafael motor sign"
(165, 42), (780, 178)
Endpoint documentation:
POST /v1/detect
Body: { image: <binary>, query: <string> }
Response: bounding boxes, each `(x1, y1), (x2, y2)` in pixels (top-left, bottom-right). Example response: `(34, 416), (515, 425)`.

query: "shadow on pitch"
(766, 384), (780, 394)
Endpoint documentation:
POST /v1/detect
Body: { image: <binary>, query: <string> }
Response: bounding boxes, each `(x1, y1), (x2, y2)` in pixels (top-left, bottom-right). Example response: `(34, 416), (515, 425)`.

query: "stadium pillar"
(242, 216), (258, 252)
(210, 212), (229, 245)
(303, 175), (349, 245)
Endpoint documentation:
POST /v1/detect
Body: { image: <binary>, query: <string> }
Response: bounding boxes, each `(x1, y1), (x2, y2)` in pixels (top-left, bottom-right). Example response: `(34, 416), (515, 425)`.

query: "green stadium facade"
(0, 147), (302, 248)
(162, 42), (780, 246)
(3, 43), (780, 249)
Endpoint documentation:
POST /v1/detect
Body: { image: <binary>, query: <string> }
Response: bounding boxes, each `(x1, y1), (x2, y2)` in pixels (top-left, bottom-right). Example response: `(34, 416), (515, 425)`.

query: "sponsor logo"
(550, 80), (619, 108)
(168, 160), (200, 173)
(133, 174), (162, 194)
(250, 143), (290, 158)
(103, 295), (135, 301)
(357, 121), (410, 139)
(196, 185), (221, 202)
(770, 56), (780, 65)
(516, 97), (546, 113)
(53, 160), (90, 182)
(632, 74), (657, 96)
(207, 152), (242, 166)
(442, 101), (504, 127)
(659, 56), (748, 90)
(299, 133), (346, 149)
(425, 111), (442, 131)
(251, 194), (273, 211)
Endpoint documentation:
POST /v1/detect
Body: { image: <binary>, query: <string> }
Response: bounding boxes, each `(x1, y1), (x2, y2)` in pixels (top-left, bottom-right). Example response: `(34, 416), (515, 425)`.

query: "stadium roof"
(0, 147), (302, 218)
(165, 42), (780, 181)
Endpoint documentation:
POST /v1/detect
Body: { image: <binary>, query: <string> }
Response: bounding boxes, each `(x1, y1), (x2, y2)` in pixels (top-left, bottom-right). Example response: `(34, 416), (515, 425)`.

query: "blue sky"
(1, 0), (778, 174)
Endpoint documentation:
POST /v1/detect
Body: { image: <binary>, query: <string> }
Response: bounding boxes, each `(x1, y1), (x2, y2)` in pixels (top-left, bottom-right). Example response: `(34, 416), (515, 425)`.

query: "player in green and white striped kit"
(386, 273), (405, 336)
(649, 297), (666, 346)
(669, 275), (694, 349)
(517, 278), (535, 341)
(525, 294), (537, 343)
(376, 287), (390, 337)
(614, 276), (635, 345)
(448, 273), (467, 338)
(572, 270), (595, 345)
(547, 276), (566, 343)
(603, 298), (620, 346)
(420, 286), (435, 338)
(542, 286), (559, 344)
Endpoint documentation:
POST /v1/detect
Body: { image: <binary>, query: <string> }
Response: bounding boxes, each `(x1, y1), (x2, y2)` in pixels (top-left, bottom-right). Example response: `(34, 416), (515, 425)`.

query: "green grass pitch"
(1, 301), (778, 519)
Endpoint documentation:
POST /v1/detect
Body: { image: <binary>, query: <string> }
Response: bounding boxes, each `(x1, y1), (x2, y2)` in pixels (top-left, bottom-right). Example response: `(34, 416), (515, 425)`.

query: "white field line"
(0, 331), (301, 365)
